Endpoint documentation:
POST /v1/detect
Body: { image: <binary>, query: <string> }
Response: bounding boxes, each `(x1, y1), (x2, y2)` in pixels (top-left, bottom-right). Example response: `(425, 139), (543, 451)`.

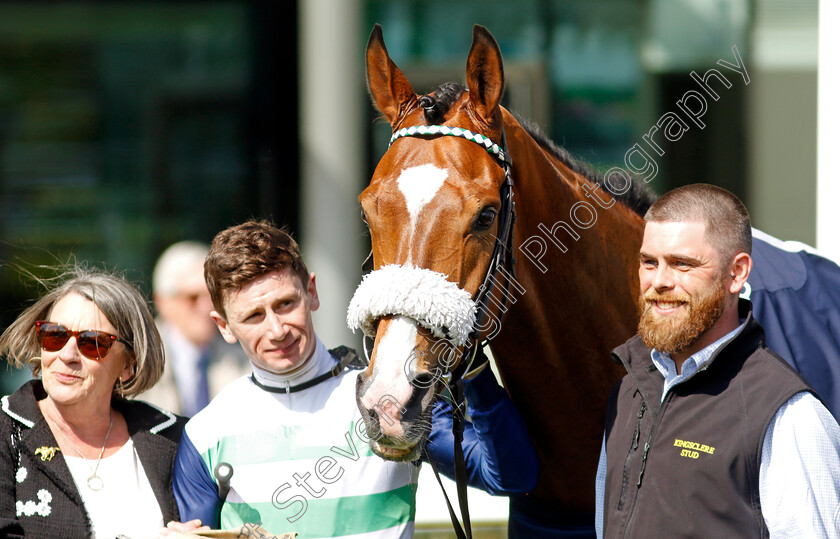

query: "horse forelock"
(420, 82), (466, 124)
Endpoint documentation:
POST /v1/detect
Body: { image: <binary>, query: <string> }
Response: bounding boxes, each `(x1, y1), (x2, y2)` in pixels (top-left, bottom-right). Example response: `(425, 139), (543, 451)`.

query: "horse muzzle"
(348, 264), (476, 461)
(356, 368), (435, 462)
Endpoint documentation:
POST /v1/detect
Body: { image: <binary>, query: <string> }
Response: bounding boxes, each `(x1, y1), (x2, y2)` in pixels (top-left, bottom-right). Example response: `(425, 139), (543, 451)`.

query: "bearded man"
(595, 184), (840, 538)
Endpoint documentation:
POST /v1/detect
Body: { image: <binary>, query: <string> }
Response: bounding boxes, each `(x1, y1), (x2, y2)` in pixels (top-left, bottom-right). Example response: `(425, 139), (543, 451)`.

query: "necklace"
(55, 411), (114, 491)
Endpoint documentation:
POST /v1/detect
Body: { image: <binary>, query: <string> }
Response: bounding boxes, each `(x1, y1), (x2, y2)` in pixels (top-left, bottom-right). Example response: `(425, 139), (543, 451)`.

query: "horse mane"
(514, 115), (657, 216)
(425, 83), (657, 216)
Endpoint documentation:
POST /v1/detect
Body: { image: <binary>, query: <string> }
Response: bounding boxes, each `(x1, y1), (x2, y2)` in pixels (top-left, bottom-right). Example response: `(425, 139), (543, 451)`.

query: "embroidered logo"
(674, 438), (715, 459)
(16, 489), (52, 517)
(34, 446), (61, 461)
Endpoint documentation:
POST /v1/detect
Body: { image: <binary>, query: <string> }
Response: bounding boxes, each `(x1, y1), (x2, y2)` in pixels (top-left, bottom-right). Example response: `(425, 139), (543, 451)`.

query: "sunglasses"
(35, 321), (132, 360)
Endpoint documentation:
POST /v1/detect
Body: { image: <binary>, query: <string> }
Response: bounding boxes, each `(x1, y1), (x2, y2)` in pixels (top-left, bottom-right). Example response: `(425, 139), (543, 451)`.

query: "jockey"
(164, 220), (538, 538)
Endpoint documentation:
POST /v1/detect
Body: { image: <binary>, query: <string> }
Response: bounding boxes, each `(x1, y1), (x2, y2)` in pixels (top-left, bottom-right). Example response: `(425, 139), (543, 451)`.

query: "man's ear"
(729, 252), (752, 294)
(307, 273), (320, 312)
(153, 293), (172, 320)
(210, 311), (238, 344)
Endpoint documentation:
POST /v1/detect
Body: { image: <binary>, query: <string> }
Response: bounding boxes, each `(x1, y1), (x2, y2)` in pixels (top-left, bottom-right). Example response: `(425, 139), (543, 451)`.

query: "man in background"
(140, 241), (249, 416)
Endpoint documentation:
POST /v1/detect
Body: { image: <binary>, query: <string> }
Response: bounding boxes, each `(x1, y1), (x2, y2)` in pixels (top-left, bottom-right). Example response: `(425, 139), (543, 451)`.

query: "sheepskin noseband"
(346, 264), (476, 347)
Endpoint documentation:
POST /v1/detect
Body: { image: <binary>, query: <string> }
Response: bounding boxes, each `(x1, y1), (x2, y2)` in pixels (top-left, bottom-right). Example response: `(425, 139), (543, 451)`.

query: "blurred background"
(0, 0), (831, 535)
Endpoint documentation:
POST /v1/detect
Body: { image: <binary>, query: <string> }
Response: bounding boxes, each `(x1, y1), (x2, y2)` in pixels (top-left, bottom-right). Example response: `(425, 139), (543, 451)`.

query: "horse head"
(347, 25), (511, 461)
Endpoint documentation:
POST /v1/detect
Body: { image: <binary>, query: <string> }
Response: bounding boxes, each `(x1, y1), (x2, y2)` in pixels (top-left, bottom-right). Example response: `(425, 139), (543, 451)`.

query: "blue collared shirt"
(651, 322), (744, 401)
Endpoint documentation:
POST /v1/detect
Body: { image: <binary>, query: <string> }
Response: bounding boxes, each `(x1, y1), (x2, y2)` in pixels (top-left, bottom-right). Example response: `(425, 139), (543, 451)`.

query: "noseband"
(388, 124), (518, 378)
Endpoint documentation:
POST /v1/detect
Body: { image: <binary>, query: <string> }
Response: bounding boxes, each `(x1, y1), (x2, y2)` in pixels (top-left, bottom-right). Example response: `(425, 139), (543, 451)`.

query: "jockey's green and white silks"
(181, 340), (419, 538)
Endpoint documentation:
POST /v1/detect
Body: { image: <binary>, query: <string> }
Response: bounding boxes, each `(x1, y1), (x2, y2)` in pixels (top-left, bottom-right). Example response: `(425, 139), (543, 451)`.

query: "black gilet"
(602, 300), (816, 538)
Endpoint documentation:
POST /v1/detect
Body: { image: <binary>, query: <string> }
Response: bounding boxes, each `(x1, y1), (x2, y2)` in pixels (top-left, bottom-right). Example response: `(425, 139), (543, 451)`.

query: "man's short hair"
(644, 183), (752, 260)
(153, 241), (209, 297)
(204, 219), (309, 318)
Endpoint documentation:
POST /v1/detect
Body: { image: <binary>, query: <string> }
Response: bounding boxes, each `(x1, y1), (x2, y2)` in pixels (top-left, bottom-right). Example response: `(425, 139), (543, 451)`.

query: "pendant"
(87, 474), (104, 491)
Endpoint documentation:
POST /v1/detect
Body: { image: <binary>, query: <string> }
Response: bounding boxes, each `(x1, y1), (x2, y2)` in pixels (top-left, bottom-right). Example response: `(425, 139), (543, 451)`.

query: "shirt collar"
(651, 319), (746, 398)
(249, 336), (332, 390)
(161, 322), (205, 363)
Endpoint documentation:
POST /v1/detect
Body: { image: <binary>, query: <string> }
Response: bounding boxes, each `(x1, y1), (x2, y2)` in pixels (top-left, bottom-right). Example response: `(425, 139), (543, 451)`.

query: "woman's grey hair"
(0, 264), (164, 397)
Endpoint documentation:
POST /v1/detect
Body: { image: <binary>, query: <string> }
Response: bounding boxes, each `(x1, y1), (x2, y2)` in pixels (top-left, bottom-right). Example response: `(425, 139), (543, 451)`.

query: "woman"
(0, 265), (188, 538)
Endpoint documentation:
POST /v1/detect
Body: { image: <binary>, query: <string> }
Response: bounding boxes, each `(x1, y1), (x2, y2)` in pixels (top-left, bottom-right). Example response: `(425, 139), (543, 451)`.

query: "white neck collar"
(250, 337), (332, 389)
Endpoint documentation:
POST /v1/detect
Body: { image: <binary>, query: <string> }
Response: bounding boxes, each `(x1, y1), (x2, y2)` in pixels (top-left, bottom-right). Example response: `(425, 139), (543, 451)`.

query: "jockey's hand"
(158, 519), (211, 537)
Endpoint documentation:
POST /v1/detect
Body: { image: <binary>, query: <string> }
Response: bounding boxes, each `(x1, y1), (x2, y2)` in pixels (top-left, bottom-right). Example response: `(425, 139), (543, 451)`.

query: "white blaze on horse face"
(362, 315), (418, 438)
(396, 164), (448, 261)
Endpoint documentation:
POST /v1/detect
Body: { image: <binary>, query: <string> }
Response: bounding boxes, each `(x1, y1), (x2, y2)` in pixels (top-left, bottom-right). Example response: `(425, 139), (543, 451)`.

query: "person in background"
(596, 184), (840, 538)
(0, 265), (187, 538)
(139, 241), (249, 416)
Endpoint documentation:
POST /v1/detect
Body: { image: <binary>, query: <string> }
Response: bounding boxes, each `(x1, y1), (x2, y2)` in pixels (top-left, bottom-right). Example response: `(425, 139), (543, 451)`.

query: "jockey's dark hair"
(204, 219), (310, 319)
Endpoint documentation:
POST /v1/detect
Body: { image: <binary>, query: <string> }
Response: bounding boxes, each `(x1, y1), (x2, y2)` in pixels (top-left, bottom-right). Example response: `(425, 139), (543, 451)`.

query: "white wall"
(817, 0), (840, 261)
(299, 0), (367, 348)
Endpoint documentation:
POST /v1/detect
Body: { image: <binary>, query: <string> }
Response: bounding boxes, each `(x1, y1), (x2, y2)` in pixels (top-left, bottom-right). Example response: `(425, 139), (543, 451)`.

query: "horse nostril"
(412, 372), (436, 389)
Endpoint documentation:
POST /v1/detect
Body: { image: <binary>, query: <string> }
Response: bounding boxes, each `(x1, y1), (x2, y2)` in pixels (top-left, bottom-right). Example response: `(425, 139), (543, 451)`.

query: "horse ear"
(366, 24), (417, 127)
(466, 25), (505, 126)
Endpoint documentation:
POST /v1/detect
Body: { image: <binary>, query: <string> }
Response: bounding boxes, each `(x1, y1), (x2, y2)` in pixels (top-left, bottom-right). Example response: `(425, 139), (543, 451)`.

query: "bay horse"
(347, 24), (652, 525)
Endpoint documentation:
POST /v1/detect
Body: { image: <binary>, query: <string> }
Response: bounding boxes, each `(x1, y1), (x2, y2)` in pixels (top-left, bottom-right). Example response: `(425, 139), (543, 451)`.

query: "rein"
(388, 123), (518, 539)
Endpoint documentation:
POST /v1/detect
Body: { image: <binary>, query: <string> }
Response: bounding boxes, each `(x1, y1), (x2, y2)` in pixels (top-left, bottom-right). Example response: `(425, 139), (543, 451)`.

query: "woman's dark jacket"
(1, 380), (187, 538)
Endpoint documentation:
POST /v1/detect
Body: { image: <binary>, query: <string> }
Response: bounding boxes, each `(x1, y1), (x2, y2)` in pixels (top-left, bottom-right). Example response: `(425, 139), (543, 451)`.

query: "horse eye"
(474, 207), (497, 230)
(361, 209), (369, 225)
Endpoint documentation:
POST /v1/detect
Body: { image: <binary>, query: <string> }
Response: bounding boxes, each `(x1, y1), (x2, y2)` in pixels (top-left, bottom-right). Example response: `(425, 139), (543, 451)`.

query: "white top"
(64, 438), (164, 539)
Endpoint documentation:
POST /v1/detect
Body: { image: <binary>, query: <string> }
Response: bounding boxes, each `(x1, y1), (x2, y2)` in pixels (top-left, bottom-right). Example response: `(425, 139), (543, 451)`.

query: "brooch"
(34, 447), (61, 462)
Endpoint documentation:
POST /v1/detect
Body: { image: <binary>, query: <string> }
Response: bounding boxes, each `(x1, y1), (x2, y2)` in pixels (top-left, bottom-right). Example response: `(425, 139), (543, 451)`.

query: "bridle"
(385, 123), (518, 539)
(360, 123), (518, 369)
(387, 124), (518, 372)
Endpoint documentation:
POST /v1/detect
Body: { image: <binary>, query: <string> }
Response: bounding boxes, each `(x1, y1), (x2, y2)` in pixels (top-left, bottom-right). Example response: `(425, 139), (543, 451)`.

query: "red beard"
(637, 276), (726, 356)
